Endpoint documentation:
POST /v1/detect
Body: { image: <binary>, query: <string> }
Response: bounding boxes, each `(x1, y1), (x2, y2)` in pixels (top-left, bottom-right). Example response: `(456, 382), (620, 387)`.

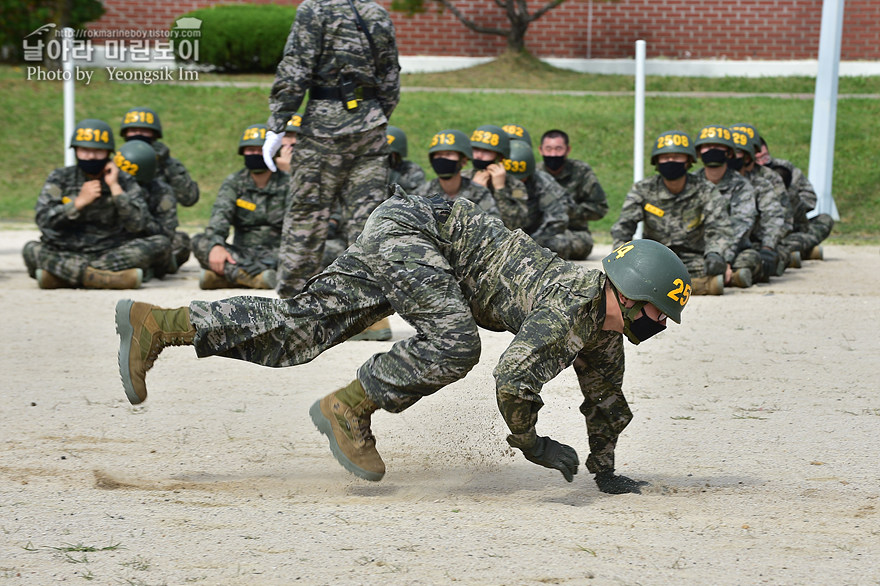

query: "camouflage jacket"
(697, 167), (756, 261)
(153, 141), (200, 207)
(611, 173), (733, 257)
(138, 177), (179, 240)
(267, 0), (401, 136)
(35, 165), (151, 253)
(197, 168), (292, 253)
(389, 159), (426, 194)
(540, 158), (608, 230)
(743, 164), (789, 248)
(413, 176), (501, 219)
(461, 169), (530, 230)
(437, 197), (621, 442)
(765, 157), (817, 231)
(522, 169), (571, 240)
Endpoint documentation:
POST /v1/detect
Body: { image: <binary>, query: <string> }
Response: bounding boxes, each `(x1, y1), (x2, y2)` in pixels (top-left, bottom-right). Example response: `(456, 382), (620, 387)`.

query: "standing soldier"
(386, 125), (426, 193)
(22, 118), (167, 289)
(539, 129), (608, 259)
(262, 0), (401, 298)
(116, 188), (693, 494)
(611, 130), (733, 295)
(191, 124), (290, 290)
(463, 124), (530, 229)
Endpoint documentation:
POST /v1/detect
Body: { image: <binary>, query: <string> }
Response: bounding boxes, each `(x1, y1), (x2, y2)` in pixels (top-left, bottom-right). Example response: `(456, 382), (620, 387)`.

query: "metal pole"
(807, 0), (842, 220)
(63, 27), (75, 167)
(633, 40), (646, 239)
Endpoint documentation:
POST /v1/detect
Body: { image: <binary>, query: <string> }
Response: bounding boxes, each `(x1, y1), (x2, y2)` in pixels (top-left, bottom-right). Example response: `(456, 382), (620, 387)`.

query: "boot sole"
(309, 399), (384, 482)
(115, 299), (145, 405)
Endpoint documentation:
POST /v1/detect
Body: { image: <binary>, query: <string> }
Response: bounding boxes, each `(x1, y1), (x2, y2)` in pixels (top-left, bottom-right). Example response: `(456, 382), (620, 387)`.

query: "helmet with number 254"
(602, 239), (692, 323)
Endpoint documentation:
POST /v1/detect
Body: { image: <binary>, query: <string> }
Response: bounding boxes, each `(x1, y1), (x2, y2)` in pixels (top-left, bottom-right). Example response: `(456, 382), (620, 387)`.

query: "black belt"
(309, 85), (378, 100)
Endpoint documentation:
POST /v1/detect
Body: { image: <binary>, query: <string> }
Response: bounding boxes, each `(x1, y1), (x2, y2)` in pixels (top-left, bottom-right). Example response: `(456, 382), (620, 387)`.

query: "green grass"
(2, 54), (878, 241)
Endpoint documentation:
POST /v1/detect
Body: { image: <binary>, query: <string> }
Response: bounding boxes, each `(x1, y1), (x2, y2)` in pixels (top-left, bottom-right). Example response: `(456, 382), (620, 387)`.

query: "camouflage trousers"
(276, 127), (390, 297)
(191, 235), (278, 280)
(189, 192), (481, 413)
(541, 229), (594, 260)
(171, 231), (191, 273)
(732, 248), (762, 278)
(22, 236), (170, 285)
(782, 213), (834, 255)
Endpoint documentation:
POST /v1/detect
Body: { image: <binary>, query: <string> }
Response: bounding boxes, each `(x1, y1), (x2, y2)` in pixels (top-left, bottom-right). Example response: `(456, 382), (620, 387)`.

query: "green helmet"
(603, 239), (692, 324)
(387, 125), (408, 157)
(650, 130), (696, 165)
(428, 129), (472, 160)
(285, 113), (302, 134)
(120, 107), (162, 138)
(70, 119), (115, 151)
(238, 123), (268, 154)
(730, 127), (755, 156)
(730, 123), (762, 154)
(505, 139), (534, 180)
(502, 123), (532, 147)
(115, 140), (157, 185)
(693, 124), (735, 152)
(470, 124), (511, 159)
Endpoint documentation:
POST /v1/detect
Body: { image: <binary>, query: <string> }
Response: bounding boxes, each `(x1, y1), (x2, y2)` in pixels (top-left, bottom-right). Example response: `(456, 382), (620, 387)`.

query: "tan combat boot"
(691, 274), (724, 296)
(310, 379), (385, 481)
(730, 268), (753, 288)
(115, 299), (195, 405)
(349, 317), (392, 341)
(807, 245), (824, 260)
(199, 269), (234, 290)
(788, 250), (802, 269)
(231, 268), (277, 290)
(82, 267), (143, 289)
(36, 269), (74, 289)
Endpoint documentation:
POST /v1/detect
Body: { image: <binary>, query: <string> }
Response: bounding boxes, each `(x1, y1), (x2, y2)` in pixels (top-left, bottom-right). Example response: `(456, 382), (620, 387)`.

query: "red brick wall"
(88, 0), (880, 60)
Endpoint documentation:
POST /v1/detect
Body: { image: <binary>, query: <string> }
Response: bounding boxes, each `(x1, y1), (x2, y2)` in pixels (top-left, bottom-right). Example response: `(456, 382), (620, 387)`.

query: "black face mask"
(657, 161), (688, 181)
(700, 148), (728, 168)
(619, 301), (667, 345)
(542, 155), (565, 171)
(125, 134), (155, 145)
(431, 157), (460, 179)
(77, 157), (109, 176)
(244, 154), (269, 172)
(728, 156), (745, 171)
(472, 159), (492, 171)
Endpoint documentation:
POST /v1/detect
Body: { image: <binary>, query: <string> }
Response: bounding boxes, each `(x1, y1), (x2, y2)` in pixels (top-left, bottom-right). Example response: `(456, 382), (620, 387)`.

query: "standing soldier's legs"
(339, 127), (391, 250)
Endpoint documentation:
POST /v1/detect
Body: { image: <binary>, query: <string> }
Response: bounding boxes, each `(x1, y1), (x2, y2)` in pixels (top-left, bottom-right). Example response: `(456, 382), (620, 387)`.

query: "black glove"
(594, 470), (650, 494)
(759, 247), (781, 278)
(704, 252), (726, 276)
(509, 435), (579, 482)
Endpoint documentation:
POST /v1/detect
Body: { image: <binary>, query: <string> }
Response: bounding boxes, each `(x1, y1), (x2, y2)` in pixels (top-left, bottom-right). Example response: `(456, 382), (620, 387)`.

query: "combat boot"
(310, 379), (385, 481)
(807, 245), (824, 260)
(349, 317), (392, 341)
(199, 269), (234, 290)
(115, 299), (195, 405)
(691, 274), (724, 296)
(36, 269), (74, 289)
(82, 267), (142, 289)
(788, 250), (802, 269)
(730, 268), (753, 289)
(231, 268), (277, 290)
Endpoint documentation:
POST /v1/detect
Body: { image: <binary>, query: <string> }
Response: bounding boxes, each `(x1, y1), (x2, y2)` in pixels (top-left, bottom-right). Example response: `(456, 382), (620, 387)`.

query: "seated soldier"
(462, 124), (529, 230)
(386, 125), (426, 193)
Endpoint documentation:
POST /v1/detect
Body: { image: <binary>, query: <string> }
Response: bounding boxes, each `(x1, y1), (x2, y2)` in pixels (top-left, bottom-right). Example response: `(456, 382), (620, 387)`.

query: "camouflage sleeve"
(397, 161), (426, 194)
(724, 179), (757, 261)
(700, 181), (733, 258)
(494, 305), (583, 438)
(198, 174), (239, 250)
(570, 163), (609, 225)
(492, 177), (530, 230)
(790, 166), (817, 211)
(267, 5), (317, 132)
(142, 179), (179, 238)
(752, 175), (787, 249)
(162, 156), (200, 207)
(113, 173), (152, 234)
(35, 168), (81, 231)
(372, 7), (401, 118)
(530, 170), (570, 241)
(610, 183), (645, 249)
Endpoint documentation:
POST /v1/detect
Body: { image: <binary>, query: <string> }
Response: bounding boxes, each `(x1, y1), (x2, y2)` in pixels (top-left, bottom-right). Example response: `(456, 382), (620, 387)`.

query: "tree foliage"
(0, 0), (104, 62)
(391, 0), (566, 53)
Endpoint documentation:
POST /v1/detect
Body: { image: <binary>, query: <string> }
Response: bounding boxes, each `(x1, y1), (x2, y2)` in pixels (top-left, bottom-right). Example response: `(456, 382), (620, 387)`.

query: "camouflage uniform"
(540, 158), (608, 259)
(191, 169), (291, 280)
(138, 176), (190, 274)
(152, 141), (200, 207)
(268, 0), (401, 297)
(765, 157), (834, 254)
(189, 189), (629, 474)
(412, 177), (502, 219)
(743, 164), (790, 258)
(611, 173), (733, 278)
(461, 169), (530, 230)
(22, 166), (170, 284)
(389, 159), (426, 194)
(697, 167), (762, 276)
(520, 169), (574, 258)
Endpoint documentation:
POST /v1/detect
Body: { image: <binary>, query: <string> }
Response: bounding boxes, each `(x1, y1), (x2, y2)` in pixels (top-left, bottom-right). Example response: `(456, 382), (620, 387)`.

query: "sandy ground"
(1, 226), (879, 585)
